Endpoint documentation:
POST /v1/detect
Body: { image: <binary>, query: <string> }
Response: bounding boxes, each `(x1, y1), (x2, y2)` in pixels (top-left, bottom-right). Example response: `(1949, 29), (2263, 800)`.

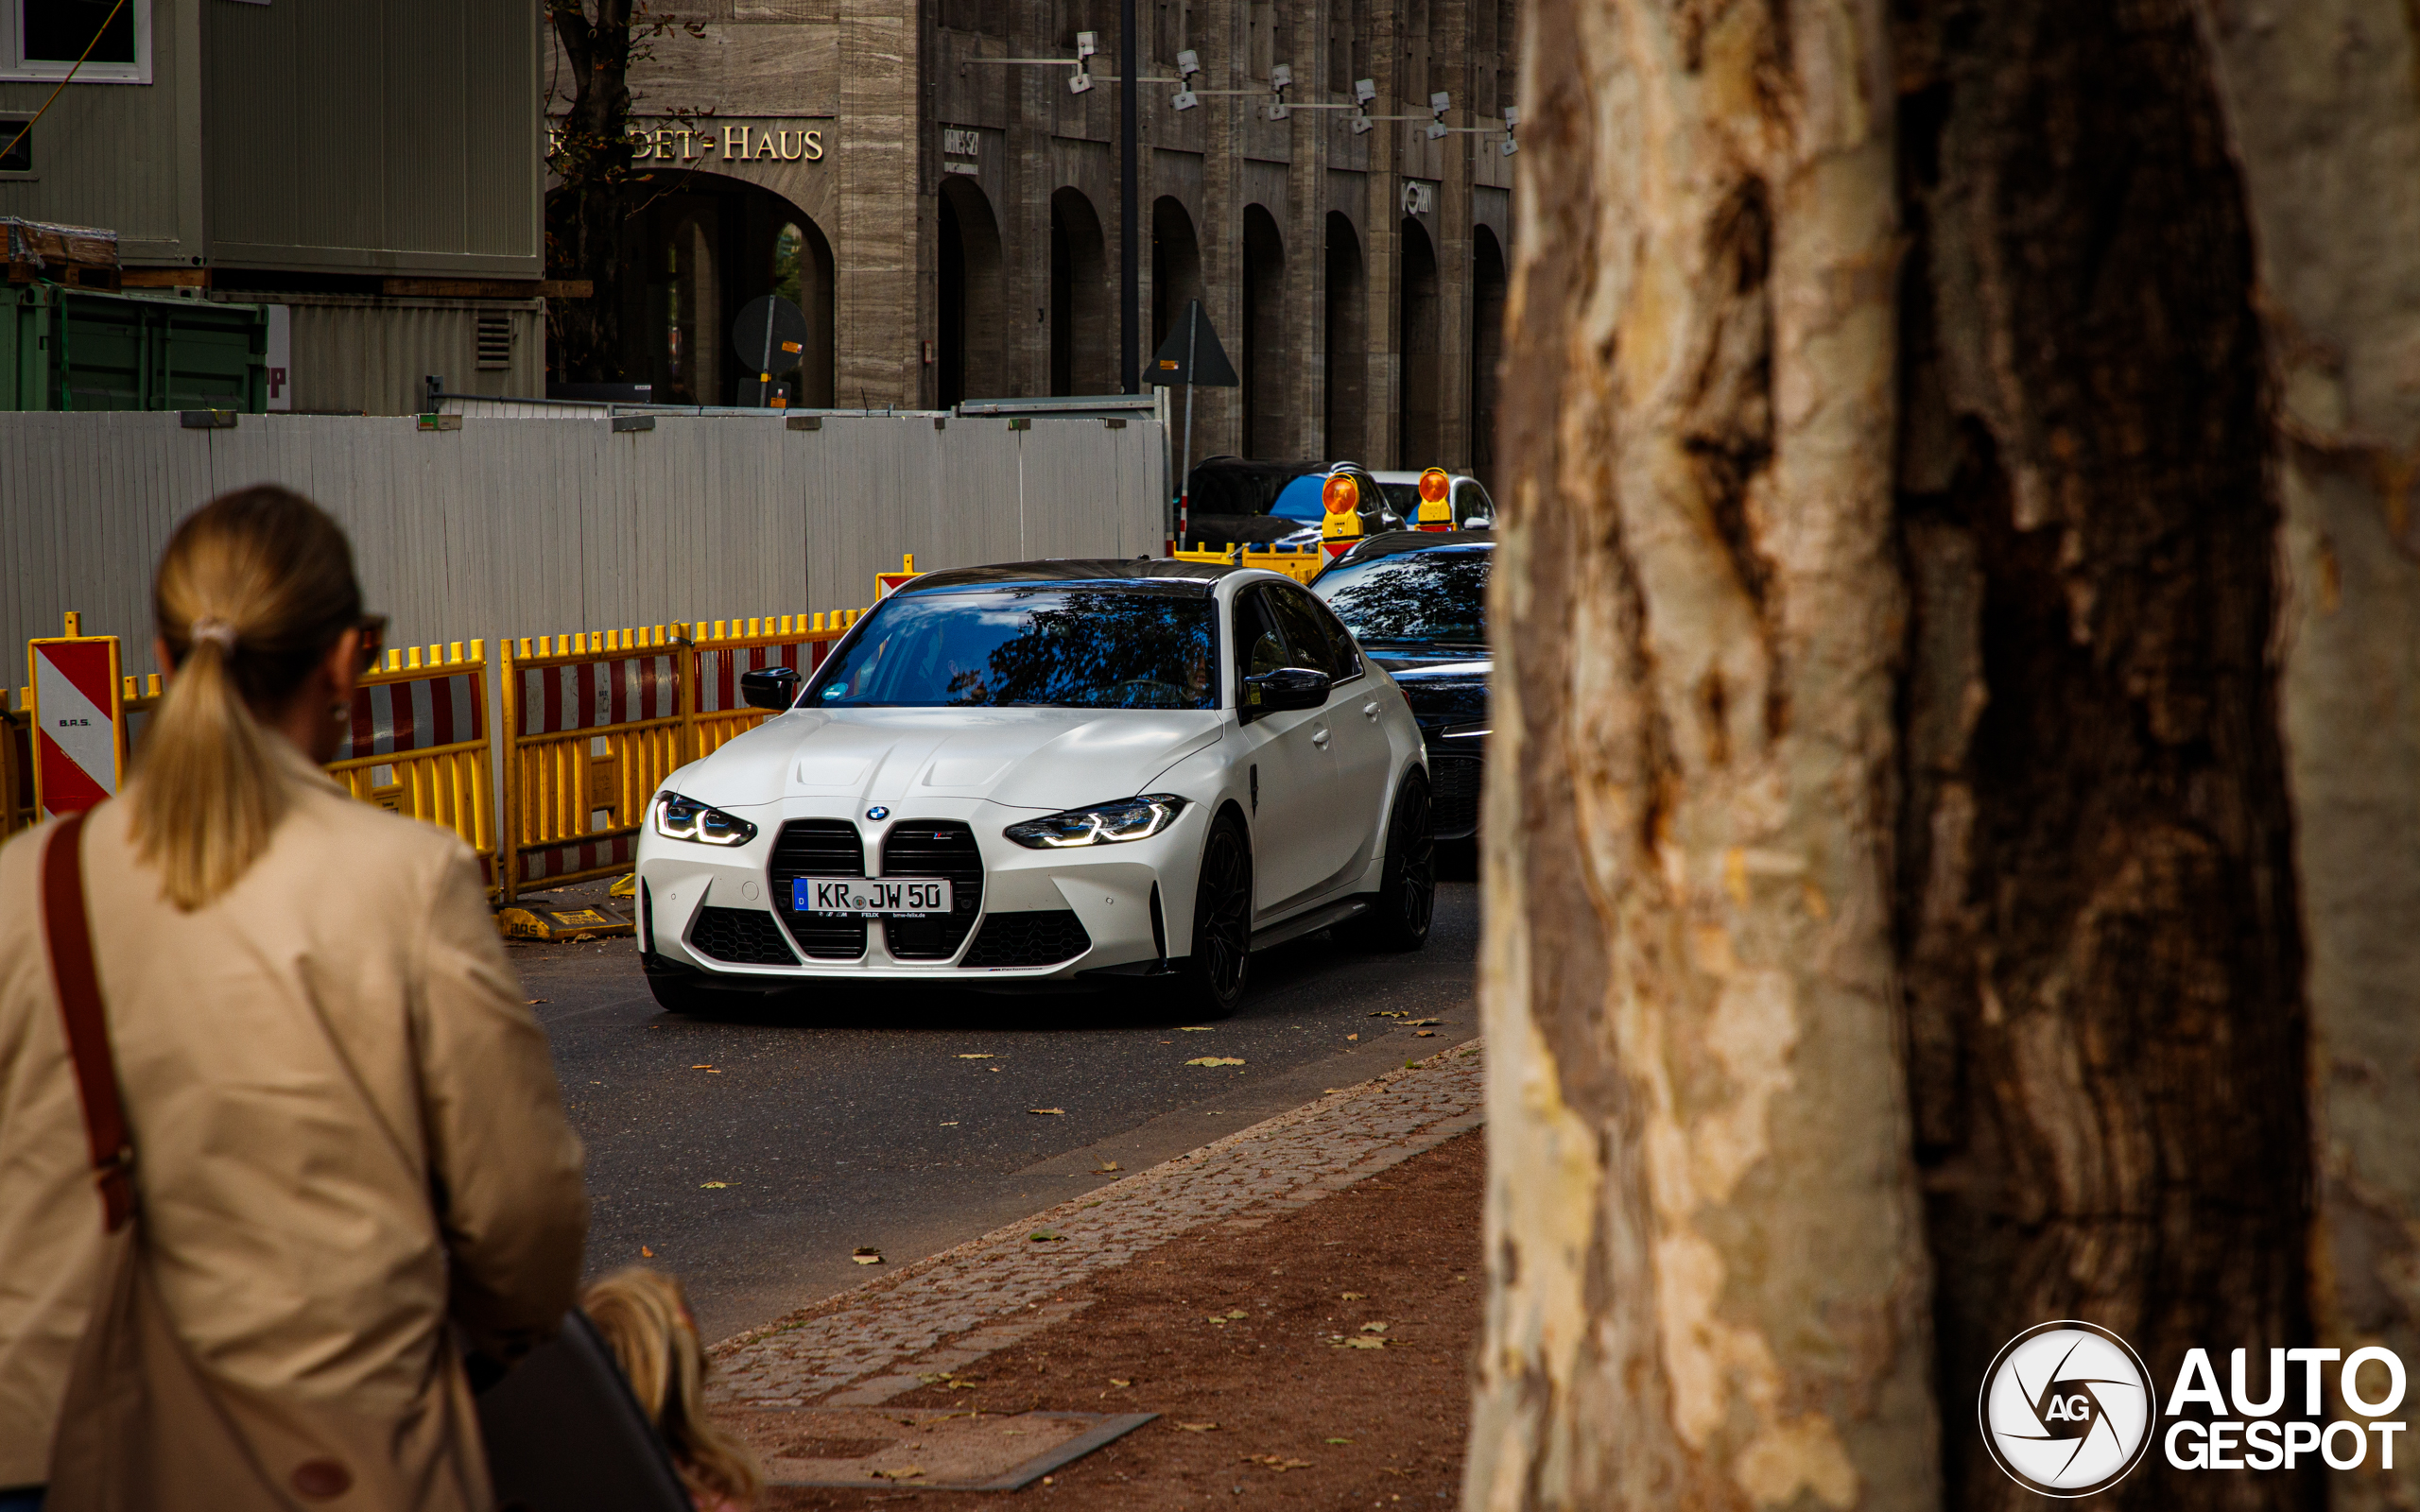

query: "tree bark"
(1468, 1), (1940, 1506)
(1475, 0), (2411, 1506)
(2187, 6), (2420, 1509)
(1893, 1), (2315, 1505)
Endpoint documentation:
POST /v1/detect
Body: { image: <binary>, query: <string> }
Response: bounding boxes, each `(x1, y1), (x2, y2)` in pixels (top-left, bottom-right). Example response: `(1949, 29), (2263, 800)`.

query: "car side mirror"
(1240, 666), (1330, 720)
(740, 666), (801, 712)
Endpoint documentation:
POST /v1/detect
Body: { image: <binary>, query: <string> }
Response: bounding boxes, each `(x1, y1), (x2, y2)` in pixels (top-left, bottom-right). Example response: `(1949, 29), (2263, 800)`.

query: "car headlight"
(1004, 794), (1188, 849)
(652, 791), (758, 847)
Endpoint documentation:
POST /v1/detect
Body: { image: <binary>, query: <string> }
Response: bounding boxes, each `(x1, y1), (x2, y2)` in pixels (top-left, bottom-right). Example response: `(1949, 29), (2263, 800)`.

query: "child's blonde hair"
(582, 1268), (761, 1508)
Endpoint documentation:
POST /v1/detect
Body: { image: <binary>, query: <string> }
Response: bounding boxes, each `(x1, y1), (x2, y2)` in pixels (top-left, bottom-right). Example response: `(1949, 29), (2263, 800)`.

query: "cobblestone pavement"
(707, 1039), (1486, 1411)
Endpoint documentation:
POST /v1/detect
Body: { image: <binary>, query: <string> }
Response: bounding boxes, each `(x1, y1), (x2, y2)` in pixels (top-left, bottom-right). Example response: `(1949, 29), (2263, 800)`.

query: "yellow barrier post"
(325, 640), (499, 887)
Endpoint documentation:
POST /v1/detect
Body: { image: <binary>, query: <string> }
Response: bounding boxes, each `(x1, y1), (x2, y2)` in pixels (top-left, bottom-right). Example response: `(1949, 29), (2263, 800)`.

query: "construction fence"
(8, 603), (870, 903)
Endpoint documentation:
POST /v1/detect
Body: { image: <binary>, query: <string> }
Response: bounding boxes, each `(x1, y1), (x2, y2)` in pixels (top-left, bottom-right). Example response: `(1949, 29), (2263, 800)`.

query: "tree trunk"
(545, 0), (637, 387)
(2189, 6), (2420, 1509)
(1477, 0), (2420, 1507)
(1468, 1), (1941, 1506)
(1894, 1), (2313, 1505)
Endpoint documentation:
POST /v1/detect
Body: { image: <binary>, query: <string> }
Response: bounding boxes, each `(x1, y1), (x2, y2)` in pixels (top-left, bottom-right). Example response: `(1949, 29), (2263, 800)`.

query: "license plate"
(795, 877), (954, 916)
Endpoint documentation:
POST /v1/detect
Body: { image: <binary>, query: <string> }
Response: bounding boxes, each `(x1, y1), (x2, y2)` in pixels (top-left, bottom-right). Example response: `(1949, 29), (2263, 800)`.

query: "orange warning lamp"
(1321, 472), (1363, 557)
(1415, 468), (1453, 530)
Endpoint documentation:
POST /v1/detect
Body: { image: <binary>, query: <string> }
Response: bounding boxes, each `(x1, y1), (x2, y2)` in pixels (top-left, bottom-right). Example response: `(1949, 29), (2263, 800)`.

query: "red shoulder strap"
(41, 811), (134, 1232)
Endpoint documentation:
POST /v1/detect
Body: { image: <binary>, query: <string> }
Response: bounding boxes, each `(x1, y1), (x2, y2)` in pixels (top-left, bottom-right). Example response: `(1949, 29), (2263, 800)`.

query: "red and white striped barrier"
(27, 620), (124, 820)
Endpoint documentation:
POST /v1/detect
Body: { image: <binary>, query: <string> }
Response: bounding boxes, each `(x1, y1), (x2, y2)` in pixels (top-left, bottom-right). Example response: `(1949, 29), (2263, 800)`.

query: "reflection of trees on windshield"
(978, 591), (1215, 708)
(1316, 552), (1490, 644)
(810, 588), (1219, 710)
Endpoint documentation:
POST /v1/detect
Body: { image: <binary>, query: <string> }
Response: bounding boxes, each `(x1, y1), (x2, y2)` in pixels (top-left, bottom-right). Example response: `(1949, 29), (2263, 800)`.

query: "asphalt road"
(510, 848), (1481, 1342)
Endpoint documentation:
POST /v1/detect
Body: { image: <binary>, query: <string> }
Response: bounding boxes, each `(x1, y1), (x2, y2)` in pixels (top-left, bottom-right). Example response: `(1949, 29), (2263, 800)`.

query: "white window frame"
(0, 0), (154, 86)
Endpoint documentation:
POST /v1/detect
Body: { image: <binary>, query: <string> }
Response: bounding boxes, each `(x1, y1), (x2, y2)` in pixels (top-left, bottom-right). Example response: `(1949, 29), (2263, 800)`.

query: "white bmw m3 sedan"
(633, 558), (1436, 1015)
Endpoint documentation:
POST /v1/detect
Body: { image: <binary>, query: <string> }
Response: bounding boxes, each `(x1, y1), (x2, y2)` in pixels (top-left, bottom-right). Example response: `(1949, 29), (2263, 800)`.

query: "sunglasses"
(354, 614), (389, 675)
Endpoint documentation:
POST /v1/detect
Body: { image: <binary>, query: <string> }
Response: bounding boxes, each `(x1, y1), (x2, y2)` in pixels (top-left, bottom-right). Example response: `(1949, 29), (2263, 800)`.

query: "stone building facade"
(586, 0), (1518, 481)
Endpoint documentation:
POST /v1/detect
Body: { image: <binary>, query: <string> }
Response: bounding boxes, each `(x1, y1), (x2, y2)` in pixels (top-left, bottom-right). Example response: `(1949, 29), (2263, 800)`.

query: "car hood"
(671, 706), (1226, 814)
(1369, 648), (1491, 733)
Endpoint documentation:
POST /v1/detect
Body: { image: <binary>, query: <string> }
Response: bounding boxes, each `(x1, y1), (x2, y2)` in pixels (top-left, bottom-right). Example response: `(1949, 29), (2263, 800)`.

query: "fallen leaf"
(640, 1246), (653, 1257)
(1454, 1274), (1467, 1282)
(958, 1053), (994, 1059)
(1368, 1010), (1409, 1018)
(1345, 1033), (1358, 1041)
(869, 1467), (925, 1481)
(1340, 1292), (1364, 1301)
(1325, 1436), (1354, 1445)
(989, 1067), (1002, 1073)
(1028, 1108), (1066, 1116)
(1361, 1321), (1390, 1333)
(1185, 1057), (1246, 1067)
(1176, 1422), (1219, 1433)
(690, 1064), (715, 1070)
(1226, 1309), (1248, 1319)
(852, 1246), (883, 1264)
(1096, 1160), (1122, 1173)
(1030, 1230), (1066, 1243)
(940, 1121), (959, 1126)
(1415, 1030), (1439, 1038)
(1339, 1337), (1386, 1349)
(1110, 1379), (1132, 1388)
(526, 999), (548, 1005)
(1407, 1018), (1443, 1027)
(1206, 1314), (1229, 1324)
(1242, 1454), (1313, 1471)
(699, 1181), (729, 1189)
(1178, 1026), (1215, 1032)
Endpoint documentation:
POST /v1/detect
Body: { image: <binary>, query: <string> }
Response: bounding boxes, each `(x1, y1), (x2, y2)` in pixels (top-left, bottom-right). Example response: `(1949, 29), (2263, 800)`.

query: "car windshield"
(1312, 546), (1491, 648)
(805, 585), (1221, 710)
(1376, 481), (1424, 516)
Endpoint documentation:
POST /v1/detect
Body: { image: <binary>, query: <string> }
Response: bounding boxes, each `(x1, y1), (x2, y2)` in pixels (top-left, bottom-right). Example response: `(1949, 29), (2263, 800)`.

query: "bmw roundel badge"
(866, 806), (890, 821)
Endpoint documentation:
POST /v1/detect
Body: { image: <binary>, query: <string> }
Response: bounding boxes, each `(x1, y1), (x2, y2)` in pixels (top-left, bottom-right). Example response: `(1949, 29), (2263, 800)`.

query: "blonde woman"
(582, 1270), (760, 1511)
(0, 487), (589, 1510)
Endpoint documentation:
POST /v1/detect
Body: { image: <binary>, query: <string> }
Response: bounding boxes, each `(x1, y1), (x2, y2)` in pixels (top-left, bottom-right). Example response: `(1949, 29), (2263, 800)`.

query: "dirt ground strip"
(749, 1126), (1483, 1510)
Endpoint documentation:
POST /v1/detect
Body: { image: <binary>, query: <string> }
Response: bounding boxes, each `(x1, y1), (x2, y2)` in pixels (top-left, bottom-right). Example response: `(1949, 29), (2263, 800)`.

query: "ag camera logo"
(1979, 1321), (2157, 1496)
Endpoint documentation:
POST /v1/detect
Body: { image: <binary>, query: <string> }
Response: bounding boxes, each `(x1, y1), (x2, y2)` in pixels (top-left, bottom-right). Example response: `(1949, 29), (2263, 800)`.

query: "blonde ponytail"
(131, 488), (363, 911)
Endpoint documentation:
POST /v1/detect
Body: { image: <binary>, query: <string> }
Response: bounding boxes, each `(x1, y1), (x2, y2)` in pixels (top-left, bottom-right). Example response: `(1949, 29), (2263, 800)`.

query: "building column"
(838, 2), (926, 409)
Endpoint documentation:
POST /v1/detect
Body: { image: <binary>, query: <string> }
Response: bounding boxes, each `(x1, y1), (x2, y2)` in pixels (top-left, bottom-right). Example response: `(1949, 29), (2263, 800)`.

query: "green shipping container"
(1, 284), (268, 412)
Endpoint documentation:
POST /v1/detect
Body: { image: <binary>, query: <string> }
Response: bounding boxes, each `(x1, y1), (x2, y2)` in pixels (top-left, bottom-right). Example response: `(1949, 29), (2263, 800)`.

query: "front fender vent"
(961, 910), (1093, 969)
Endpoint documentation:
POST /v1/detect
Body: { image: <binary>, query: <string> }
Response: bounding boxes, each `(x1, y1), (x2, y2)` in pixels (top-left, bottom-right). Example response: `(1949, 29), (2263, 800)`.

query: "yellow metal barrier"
(499, 626), (691, 902)
(327, 641), (498, 885)
(689, 610), (857, 759)
(1172, 542), (1326, 585)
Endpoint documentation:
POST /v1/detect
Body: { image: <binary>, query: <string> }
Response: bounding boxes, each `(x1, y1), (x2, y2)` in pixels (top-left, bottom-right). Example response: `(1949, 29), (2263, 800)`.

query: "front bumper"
(635, 798), (1203, 983)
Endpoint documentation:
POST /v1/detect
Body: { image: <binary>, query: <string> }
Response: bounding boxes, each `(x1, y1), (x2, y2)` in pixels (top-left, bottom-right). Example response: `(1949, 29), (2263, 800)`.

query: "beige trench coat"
(0, 744), (588, 1505)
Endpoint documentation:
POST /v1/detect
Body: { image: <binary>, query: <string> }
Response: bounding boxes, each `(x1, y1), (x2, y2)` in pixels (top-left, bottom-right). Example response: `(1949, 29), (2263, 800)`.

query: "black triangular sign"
(1148, 300), (1238, 387)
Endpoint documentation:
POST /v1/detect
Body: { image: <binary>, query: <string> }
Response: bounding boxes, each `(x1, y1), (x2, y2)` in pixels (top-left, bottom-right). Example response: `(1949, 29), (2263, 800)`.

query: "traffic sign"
(28, 615), (124, 819)
(733, 294), (811, 408)
(875, 553), (920, 600)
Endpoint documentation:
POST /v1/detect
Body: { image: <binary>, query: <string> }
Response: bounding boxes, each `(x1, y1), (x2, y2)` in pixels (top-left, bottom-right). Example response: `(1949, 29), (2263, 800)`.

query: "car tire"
(1175, 813), (1253, 1017)
(643, 956), (714, 1014)
(1353, 772), (1435, 953)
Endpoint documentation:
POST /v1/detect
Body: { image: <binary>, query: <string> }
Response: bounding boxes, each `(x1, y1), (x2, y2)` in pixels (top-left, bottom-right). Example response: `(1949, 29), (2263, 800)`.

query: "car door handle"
(1362, 700), (1380, 719)
(1312, 727), (1330, 747)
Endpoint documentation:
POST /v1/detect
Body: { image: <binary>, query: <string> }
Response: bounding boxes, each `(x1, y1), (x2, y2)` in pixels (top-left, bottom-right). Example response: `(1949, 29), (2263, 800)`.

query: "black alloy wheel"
(1177, 814), (1253, 1016)
(1354, 772), (1435, 952)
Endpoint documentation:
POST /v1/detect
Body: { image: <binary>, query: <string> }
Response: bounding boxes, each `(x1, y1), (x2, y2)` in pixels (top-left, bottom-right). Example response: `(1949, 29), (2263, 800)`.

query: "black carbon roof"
(1320, 530), (1496, 568)
(899, 558), (1234, 594)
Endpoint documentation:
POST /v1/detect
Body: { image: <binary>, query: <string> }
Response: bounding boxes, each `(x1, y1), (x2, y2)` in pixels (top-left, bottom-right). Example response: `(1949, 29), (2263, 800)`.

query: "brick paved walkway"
(708, 1039), (1486, 1411)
